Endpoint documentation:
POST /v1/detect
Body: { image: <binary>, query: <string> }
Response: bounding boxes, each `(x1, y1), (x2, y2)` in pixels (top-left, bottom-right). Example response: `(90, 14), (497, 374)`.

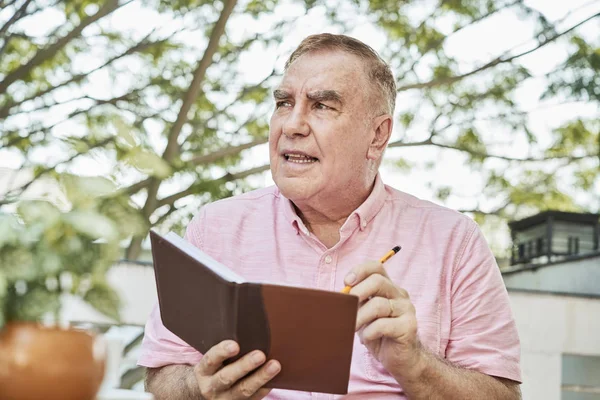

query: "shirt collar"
(351, 173), (387, 231)
(277, 173), (388, 234)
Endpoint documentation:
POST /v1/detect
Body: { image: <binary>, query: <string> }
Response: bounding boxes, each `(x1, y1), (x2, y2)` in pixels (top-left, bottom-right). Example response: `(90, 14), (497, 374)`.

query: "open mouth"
(283, 153), (319, 164)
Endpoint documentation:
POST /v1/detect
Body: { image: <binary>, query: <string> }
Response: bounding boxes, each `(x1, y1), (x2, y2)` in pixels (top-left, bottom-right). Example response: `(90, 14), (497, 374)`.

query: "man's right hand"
(194, 340), (281, 399)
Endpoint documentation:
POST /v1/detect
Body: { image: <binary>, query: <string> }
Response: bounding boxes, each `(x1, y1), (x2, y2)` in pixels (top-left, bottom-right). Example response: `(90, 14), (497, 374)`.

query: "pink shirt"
(138, 175), (521, 398)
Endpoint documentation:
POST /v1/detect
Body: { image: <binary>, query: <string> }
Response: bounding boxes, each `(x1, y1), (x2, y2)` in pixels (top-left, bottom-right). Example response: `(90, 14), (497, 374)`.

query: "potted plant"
(0, 173), (144, 400)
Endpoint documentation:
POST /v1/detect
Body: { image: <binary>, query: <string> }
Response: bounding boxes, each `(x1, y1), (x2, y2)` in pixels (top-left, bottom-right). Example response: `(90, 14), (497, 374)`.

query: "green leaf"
(387, 157), (412, 172)
(123, 147), (172, 179)
(0, 214), (21, 247)
(0, 247), (36, 281)
(398, 112), (415, 128)
(83, 279), (121, 322)
(574, 168), (599, 191)
(436, 186), (452, 201)
(63, 210), (119, 241)
(455, 128), (487, 163)
(60, 174), (118, 205)
(8, 285), (61, 322)
(114, 119), (138, 149)
(17, 201), (61, 227)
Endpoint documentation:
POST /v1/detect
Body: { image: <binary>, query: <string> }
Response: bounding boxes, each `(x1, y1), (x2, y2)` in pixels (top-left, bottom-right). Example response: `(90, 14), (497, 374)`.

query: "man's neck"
(292, 181), (375, 248)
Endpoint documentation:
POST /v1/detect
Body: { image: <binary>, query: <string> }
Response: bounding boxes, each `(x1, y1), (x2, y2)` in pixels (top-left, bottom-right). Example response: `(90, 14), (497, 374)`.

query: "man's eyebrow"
(273, 89), (290, 100)
(307, 90), (343, 104)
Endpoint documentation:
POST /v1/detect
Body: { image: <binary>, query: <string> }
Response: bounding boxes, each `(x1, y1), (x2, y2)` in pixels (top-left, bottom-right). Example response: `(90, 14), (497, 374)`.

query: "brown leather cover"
(149, 230), (359, 394)
(259, 284), (358, 394)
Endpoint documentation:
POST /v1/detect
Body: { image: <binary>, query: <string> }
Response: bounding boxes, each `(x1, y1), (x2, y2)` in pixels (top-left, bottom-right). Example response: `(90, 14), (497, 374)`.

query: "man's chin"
(274, 176), (319, 201)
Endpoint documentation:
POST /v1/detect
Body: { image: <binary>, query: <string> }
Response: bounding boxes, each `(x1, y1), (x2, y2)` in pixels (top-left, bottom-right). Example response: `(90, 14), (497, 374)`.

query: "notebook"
(149, 230), (359, 394)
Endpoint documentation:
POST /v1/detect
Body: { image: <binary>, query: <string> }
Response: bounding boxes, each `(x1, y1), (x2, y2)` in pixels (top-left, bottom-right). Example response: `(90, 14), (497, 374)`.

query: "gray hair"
(285, 33), (396, 116)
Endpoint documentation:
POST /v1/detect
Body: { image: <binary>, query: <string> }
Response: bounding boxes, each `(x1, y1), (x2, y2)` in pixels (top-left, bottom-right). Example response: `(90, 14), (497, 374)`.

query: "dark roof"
(508, 210), (599, 230)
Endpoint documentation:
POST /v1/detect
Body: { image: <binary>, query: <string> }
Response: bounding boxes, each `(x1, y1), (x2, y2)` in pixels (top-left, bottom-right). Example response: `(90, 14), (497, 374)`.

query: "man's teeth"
(285, 154), (317, 163)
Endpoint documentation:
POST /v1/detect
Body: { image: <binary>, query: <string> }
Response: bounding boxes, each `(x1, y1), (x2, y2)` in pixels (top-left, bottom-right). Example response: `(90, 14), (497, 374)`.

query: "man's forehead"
(279, 51), (364, 87)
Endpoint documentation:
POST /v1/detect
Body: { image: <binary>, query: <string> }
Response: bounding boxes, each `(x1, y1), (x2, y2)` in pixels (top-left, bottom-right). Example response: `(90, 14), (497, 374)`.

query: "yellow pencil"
(341, 245), (401, 294)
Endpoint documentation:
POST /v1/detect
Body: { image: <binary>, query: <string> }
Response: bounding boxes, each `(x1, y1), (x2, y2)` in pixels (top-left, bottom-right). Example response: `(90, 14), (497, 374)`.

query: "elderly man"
(139, 33), (522, 399)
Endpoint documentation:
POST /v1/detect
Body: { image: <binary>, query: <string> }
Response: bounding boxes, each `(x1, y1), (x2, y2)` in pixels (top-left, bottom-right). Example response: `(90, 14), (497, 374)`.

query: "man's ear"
(367, 114), (393, 160)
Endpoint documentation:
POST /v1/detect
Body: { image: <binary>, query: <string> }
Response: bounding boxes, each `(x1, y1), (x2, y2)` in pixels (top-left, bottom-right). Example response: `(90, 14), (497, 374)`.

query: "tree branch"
(396, 12), (600, 92)
(189, 137), (268, 166)
(120, 178), (153, 196)
(388, 138), (433, 148)
(127, 0), (239, 260)
(0, 28), (163, 119)
(0, 0), (33, 37)
(0, 0), (129, 94)
(2, 89), (141, 149)
(387, 138), (595, 162)
(0, 137), (115, 205)
(180, 68), (275, 147)
(0, 0), (63, 60)
(0, 0), (19, 9)
(119, 136), (266, 197)
(153, 204), (179, 227)
(449, 0), (524, 39)
(458, 199), (511, 217)
(162, 0), (238, 163)
(156, 164), (270, 208)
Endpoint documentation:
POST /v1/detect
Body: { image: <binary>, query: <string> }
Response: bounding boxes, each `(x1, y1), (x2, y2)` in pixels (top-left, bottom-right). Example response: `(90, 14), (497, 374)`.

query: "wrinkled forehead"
(278, 50), (368, 95)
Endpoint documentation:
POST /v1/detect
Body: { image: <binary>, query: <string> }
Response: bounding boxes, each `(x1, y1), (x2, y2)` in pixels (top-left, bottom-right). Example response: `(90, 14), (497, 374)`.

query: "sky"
(1, 0), (599, 253)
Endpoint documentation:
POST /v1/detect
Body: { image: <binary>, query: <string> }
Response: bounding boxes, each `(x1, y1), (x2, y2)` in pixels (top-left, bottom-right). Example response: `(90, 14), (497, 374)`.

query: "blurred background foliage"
(0, 0), (598, 260)
(0, 173), (144, 327)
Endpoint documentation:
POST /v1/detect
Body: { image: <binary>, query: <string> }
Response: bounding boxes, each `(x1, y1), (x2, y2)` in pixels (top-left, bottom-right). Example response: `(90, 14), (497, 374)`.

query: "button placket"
(318, 253), (334, 290)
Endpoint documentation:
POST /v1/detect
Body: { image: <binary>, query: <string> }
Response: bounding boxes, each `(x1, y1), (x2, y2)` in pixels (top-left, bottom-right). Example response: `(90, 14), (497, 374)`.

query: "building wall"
(509, 290), (600, 400)
(503, 255), (600, 296)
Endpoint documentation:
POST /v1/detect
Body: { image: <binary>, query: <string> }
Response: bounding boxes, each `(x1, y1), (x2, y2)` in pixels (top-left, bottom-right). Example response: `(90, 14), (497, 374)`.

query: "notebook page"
(164, 231), (246, 284)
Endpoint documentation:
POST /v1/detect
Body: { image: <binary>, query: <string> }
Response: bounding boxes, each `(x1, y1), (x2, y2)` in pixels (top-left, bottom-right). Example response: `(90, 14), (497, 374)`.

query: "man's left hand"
(344, 261), (424, 380)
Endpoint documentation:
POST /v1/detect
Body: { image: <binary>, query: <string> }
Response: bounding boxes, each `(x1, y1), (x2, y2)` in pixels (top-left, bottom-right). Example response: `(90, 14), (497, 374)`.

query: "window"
(562, 354), (600, 399)
(536, 237), (545, 256)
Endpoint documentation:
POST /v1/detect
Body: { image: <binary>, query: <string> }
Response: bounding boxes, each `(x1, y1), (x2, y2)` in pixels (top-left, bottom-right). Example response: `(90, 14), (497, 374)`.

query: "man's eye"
(315, 103), (331, 110)
(276, 101), (291, 108)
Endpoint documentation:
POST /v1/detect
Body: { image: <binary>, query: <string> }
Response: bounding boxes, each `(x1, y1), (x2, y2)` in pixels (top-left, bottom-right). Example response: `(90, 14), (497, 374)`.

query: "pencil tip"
(392, 246), (401, 253)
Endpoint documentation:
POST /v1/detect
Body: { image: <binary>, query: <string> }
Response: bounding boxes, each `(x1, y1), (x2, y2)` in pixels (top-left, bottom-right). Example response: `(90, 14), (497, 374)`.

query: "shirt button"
(361, 221), (367, 229)
(324, 255), (332, 264)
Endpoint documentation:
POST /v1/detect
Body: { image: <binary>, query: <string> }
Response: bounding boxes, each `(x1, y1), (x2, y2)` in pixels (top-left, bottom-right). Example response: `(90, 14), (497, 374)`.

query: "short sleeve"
(446, 223), (522, 383)
(136, 210), (206, 368)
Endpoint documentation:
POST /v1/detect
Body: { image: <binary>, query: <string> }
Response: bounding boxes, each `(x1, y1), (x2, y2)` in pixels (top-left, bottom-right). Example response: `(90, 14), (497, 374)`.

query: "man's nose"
(282, 107), (310, 138)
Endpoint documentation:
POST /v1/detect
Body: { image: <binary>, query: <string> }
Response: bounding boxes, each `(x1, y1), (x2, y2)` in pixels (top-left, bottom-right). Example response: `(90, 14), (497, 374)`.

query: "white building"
(503, 211), (600, 400)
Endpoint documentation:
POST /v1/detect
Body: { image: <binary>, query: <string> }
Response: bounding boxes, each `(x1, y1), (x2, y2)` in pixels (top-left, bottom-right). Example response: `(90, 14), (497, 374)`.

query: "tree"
(1, 0), (293, 259)
(1, 0), (598, 259)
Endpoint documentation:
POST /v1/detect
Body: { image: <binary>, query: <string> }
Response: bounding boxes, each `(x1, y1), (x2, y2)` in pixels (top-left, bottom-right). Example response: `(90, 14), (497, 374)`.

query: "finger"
(231, 360), (281, 399)
(195, 340), (239, 377)
(249, 388), (274, 400)
(361, 314), (418, 343)
(350, 273), (399, 302)
(211, 350), (268, 392)
(344, 261), (387, 289)
(356, 297), (409, 331)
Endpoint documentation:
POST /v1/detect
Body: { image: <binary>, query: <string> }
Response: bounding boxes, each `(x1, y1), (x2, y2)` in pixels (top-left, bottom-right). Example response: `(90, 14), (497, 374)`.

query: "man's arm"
(145, 365), (202, 400)
(345, 261), (521, 400)
(398, 347), (521, 400)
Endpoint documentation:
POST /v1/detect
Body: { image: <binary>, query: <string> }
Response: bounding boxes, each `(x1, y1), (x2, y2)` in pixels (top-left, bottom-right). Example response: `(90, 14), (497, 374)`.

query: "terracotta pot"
(0, 322), (106, 400)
